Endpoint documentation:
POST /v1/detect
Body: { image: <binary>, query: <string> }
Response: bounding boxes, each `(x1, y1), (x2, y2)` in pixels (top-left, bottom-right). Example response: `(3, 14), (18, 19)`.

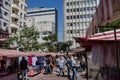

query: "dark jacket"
(20, 59), (28, 70)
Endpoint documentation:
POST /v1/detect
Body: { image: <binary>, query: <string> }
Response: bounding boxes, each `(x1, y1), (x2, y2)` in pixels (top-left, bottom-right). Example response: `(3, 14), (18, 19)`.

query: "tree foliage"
(95, 19), (120, 33)
(42, 33), (57, 52)
(7, 27), (40, 51)
(57, 40), (73, 53)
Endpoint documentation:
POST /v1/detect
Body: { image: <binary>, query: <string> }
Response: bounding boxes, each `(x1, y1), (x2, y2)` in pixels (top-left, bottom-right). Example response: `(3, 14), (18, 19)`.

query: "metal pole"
(114, 28), (120, 79)
(85, 51), (89, 80)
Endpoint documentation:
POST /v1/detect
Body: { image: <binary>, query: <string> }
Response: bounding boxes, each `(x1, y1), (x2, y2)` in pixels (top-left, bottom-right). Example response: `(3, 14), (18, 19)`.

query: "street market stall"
(0, 49), (28, 80)
(75, 29), (120, 80)
(26, 51), (57, 77)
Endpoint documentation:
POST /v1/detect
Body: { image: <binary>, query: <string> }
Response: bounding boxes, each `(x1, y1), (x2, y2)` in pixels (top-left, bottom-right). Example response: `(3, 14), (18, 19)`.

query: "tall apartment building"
(0, 0), (10, 31)
(10, 0), (27, 33)
(26, 7), (58, 43)
(63, 0), (97, 48)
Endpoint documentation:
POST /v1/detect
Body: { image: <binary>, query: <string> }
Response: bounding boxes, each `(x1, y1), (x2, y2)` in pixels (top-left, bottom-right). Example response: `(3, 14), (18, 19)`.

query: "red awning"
(88, 29), (120, 41)
(26, 51), (46, 56)
(0, 49), (28, 57)
(0, 37), (6, 41)
(26, 52), (57, 57)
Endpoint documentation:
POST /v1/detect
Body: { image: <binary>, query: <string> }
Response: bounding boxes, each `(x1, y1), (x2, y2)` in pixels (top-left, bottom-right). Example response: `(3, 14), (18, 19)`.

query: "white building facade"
(0, 0), (10, 31)
(10, 0), (27, 33)
(63, 0), (98, 48)
(26, 7), (58, 43)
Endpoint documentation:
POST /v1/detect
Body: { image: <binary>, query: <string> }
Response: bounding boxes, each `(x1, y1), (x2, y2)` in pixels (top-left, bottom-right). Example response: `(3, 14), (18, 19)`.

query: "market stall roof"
(0, 37), (6, 41)
(26, 51), (46, 56)
(70, 46), (85, 53)
(0, 49), (28, 57)
(75, 29), (120, 43)
(26, 52), (57, 57)
(0, 29), (10, 35)
(88, 29), (120, 41)
(45, 52), (57, 57)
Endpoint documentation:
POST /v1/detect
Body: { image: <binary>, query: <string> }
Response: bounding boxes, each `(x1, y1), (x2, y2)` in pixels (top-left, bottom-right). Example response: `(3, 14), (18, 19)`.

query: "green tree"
(95, 19), (120, 33)
(42, 33), (57, 52)
(57, 40), (73, 53)
(7, 27), (40, 51)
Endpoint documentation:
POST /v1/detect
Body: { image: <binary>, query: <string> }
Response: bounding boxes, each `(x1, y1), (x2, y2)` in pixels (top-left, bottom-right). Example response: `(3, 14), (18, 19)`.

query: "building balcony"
(13, 0), (19, 3)
(10, 22), (19, 29)
(11, 4), (19, 11)
(11, 13), (19, 19)
(0, 1), (2, 6)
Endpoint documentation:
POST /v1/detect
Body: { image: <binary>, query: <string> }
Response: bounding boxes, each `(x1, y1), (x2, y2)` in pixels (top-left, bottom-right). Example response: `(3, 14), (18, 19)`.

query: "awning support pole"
(85, 51), (89, 80)
(114, 28), (120, 79)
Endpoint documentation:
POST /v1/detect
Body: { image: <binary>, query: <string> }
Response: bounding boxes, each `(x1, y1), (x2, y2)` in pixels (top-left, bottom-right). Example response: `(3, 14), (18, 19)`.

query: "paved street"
(29, 71), (93, 80)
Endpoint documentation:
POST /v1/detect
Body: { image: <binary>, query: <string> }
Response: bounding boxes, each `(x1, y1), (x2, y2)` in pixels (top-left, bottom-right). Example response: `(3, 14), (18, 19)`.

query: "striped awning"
(0, 49), (28, 57)
(26, 51), (46, 56)
(0, 37), (6, 41)
(26, 51), (57, 57)
(88, 29), (120, 41)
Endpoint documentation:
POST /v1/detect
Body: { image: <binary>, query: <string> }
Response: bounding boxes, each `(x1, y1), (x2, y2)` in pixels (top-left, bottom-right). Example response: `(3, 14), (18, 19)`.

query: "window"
(77, 15), (79, 19)
(70, 2), (72, 5)
(91, 7), (93, 10)
(84, 14), (86, 18)
(87, 7), (89, 10)
(74, 30), (76, 33)
(80, 8), (82, 11)
(67, 23), (69, 27)
(73, 9), (76, 12)
(5, 1), (9, 6)
(73, 23), (76, 26)
(80, 15), (83, 18)
(70, 16), (72, 19)
(91, 14), (93, 17)
(67, 9), (69, 12)
(70, 23), (73, 26)
(66, 2), (69, 6)
(77, 8), (79, 12)
(70, 30), (73, 34)
(93, 7), (96, 10)
(20, 13), (22, 18)
(76, 22), (80, 26)
(77, 30), (80, 33)
(77, 1), (79, 5)
(67, 16), (69, 19)
(4, 12), (8, 16)
(21, 4), (23, 9)
(73, 2), (76, 5)
(43, 32), (47, 35)
(67, 30), (69, 33)
(87, 14), (90, 18)
(3, 22), (7, 26)
(73, 16), (76, 19)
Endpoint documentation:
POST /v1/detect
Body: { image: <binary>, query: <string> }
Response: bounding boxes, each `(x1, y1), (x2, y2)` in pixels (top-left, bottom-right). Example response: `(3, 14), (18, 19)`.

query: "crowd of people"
(55, 55), (86, 80)
(18, 54), (86, 80)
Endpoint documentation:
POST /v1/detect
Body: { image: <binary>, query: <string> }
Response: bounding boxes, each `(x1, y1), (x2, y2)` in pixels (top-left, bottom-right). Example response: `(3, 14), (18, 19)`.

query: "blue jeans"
(72, 68), (78, 80)
(21, 69), (28, 80)
(46, 64), (51, 74)
(67, 68), (71, 79)
(58, 68), (64, 76)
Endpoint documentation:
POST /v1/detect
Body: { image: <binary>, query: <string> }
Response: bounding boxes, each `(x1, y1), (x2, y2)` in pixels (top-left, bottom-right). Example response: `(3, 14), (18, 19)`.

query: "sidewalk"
(29, 71), (94, 80)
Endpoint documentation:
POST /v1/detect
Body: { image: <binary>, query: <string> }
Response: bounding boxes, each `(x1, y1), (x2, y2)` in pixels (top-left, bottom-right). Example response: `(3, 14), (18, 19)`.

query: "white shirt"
(32, 56), (37, 66)
(58, 60), (64, 68)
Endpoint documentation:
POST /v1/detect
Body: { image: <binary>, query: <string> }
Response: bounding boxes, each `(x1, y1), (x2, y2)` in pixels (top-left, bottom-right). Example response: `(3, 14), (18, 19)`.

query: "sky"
(27, 0), (63, 42)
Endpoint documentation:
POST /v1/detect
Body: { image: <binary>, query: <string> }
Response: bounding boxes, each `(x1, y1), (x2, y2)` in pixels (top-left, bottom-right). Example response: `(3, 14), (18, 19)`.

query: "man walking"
(20, 57), (28, 80)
